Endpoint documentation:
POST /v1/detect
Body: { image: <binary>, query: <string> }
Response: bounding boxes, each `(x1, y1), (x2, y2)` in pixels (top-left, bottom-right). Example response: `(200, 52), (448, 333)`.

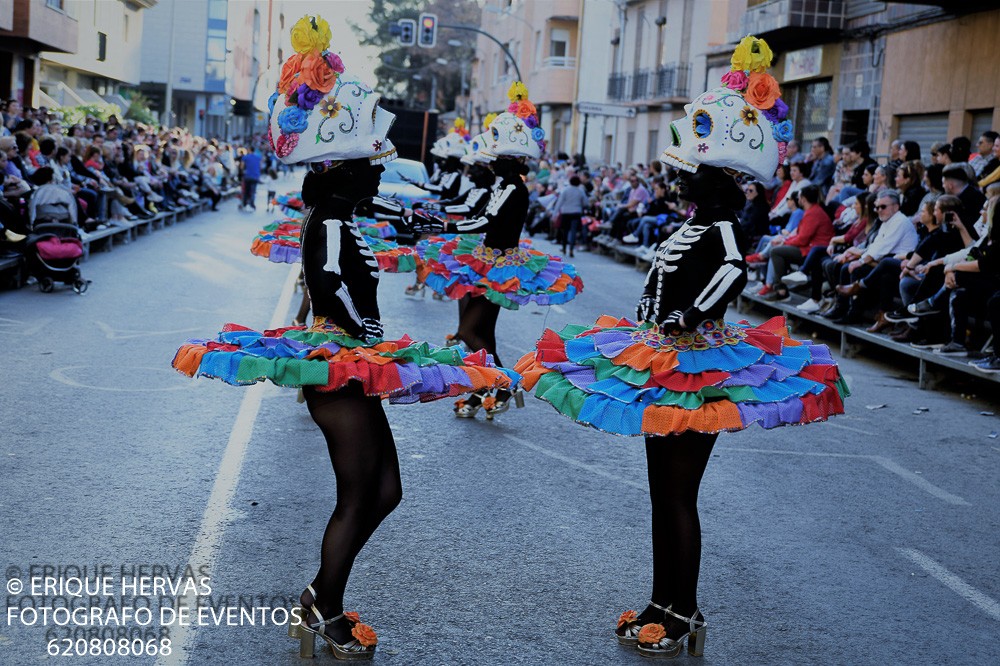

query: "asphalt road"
(1, 178), (998, 666)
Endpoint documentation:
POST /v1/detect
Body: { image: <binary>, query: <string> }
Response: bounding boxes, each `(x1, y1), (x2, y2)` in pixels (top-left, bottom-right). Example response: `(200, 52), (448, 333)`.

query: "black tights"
(643, 431), (717, 624)
(303, 383), (402, 629)
(456, 295), (503, 367)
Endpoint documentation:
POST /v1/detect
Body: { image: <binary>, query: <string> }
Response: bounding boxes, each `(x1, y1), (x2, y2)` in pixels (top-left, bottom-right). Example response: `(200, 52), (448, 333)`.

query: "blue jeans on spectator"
(836, 185), (863, 204)
(560, 213), (582, 254)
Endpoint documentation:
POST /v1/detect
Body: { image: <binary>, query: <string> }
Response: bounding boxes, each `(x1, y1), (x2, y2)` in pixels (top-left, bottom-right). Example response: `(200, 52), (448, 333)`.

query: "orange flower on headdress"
(299, 53), (337, 94)
(637, 623), (666, 645)
(744, 72), (781, 111)
(515, 101), (536, 119)
(351, 623), (378, 648)
(278, 54), (304, 95)
(617, 610), (638, 629)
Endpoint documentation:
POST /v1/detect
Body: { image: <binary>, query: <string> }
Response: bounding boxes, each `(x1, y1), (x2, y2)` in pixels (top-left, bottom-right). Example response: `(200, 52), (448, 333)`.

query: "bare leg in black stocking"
(300, 383), (402, 642)
(456, 295), (508, 404)
(639, 431), (717, 634)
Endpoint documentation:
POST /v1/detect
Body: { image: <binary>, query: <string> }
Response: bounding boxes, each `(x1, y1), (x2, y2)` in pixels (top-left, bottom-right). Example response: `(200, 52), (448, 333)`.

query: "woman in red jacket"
(760, 184), (835, 300)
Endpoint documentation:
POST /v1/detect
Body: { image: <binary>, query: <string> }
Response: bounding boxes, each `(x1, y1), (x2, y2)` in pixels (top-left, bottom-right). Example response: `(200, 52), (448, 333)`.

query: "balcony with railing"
(542, 55), (576, 68)
(607, 63), (691, 104)
(736, 0), (845, 51)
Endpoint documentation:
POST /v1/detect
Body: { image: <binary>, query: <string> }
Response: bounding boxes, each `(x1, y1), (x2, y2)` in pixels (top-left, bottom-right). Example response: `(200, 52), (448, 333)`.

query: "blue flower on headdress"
(267, 92), (279, 116)
(772, 119), (793, 143)
(278, 106), (309, 135)
(531, 127), (545, 142)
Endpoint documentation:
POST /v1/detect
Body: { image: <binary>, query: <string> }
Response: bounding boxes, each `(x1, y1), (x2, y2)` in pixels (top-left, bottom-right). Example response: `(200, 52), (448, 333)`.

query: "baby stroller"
(26, 222), (91, 294)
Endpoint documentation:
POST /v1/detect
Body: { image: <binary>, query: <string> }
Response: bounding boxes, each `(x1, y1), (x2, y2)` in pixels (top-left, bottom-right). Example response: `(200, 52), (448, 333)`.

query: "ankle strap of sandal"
(664, 606), (706, 629)
(309, 604), (345, 628)
(648, 600), (670, 612)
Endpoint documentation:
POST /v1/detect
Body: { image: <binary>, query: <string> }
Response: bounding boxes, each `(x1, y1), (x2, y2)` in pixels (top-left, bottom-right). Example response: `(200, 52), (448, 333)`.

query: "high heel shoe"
(444, 333), (461, 348)
(404, 282), (426, 297)
(615, 601), (669, 646)
(483, 389), (525, 420)
(636, 606), (706, 659)
(287, 584), (318, 639)
(298, 604), (377, 660)
(454, 393), (482, 418)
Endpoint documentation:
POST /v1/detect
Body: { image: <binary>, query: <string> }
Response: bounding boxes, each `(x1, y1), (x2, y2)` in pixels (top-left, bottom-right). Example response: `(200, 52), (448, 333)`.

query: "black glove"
(636, 295), (656, 322)
(420, 201), (441, 213)
(411, 200), (424, 210)
(659, 309), (687, 330)
(361, 317), (384, 341)
(408, 210), (446, 235)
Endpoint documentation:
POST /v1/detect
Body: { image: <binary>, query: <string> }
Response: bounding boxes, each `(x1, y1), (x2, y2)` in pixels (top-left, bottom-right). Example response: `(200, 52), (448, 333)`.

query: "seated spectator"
(931, 142), (954, 165)
(758, 185), (833, 300)
(895, 160), (927, 218)
(28, 166), (77, 226)
(899, 140), (921, 163)
(623, 181), (683, 248)
(747, 192), (804, 265)
(977, 135), (1000, 188)
(738, 181), (770, 241)
(886, 139), (904, 171)
(829, 189), (919, 323)
(769, 161), (811, 221)
(942, 163), (985, 232)
(608, 172), (649, 240)
(950, 136), (972, 164)
(808, 137), (836, 194)
(970, 131), (1000, 178)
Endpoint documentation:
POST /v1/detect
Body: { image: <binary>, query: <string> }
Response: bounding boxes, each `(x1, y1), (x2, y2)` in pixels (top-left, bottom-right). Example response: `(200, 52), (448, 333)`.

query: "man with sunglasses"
(831, 190), (918, 324)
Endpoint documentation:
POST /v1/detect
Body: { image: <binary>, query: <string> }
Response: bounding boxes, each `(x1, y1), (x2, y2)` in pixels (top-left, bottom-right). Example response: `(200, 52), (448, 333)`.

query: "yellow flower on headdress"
(731, 35), (773, 73)
(484, 112), (498, 129)
(507, 81), (529, 102)
(290, 15), (332, 55)
(454, 117), (466, 130)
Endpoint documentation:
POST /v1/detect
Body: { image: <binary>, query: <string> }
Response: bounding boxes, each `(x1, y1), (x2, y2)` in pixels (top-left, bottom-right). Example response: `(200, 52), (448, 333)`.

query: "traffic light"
(397, 19), (415, 46)
(418, 13), (437, 49)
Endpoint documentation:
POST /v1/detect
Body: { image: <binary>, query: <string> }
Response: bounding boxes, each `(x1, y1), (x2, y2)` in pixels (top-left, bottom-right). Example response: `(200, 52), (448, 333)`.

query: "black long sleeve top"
(418, 169), (462, 200)
(640, 205), (749, 325)
(447, 175), (528, 250)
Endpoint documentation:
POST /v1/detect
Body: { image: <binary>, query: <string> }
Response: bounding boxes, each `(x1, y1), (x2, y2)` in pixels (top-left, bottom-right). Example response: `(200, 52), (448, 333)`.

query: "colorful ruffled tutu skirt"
(419, 236), (583, 309)
(273, 191), (305, 218)
(250, 218), (418, 273)
(514, 315), (848, 436)
(173, 317), (518, 403)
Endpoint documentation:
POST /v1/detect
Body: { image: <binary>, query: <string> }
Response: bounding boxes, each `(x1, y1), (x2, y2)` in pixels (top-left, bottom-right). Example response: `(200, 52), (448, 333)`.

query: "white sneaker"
(622, 233), (639, 244)
(781, 270), (808, 287)
(796, 298), (821, 314)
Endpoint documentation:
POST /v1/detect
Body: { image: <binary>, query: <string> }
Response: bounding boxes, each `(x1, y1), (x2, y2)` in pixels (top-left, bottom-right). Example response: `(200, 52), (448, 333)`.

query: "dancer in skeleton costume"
(515, 37), (847, 658)
(407, 119), (469, 200)
(171, 17), (517, 661)
(416, 84), (584, 419)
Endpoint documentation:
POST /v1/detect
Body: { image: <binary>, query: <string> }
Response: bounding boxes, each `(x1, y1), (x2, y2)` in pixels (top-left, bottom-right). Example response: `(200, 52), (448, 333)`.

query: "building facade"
(0, 0), (80, 106)
(470, 0), (579, 156)
(139, 0), (284, 139)
(38, 0), (155, 111)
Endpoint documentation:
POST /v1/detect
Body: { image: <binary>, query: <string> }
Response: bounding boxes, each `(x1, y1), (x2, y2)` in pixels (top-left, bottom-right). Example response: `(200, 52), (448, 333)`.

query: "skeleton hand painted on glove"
(659, 310), (687, 330)
(409, 211), (446, 235)
(419, 201), (441, 212)
(361, 318), (384, 341)
(636, 295), (656, 322)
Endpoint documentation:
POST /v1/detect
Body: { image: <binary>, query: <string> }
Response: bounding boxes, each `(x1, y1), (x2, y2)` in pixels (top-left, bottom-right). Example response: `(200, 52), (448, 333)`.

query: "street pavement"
(1, 178), (998, 666)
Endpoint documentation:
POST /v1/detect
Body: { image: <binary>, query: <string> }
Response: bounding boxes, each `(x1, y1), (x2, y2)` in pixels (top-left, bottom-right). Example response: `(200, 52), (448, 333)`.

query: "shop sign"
(784, 46), (823, 82)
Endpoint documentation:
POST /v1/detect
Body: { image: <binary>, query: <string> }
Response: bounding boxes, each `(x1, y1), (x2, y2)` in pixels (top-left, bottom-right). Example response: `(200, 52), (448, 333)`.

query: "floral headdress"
(267, 15), (397, 166)
(484, 82), (545, 159)
(660, 35), (792, 181)
(431, 117), (471, 158)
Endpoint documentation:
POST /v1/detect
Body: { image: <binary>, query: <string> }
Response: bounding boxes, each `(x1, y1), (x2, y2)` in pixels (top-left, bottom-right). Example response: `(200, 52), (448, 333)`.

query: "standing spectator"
(551, 175), (588, 257)
(240, 146), (263, 211)
(808, 137), (836, 194)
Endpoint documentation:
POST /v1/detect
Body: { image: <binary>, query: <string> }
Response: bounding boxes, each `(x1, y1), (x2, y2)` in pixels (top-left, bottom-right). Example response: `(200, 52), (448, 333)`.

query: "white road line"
(871, 457), (970, 506)
(551, 304), (567, 314)
(723, 447), (970, 506)
(158, 265), (299, 666)
(820, 421), (876, 436)
(896, 548), (1000, 621)
(502, 434), (646, 491)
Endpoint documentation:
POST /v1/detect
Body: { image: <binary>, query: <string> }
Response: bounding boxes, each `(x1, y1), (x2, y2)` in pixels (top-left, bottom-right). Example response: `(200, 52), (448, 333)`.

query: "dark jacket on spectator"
(738, 197), (770, 238)
(900, 185), (927, 217)
(957, 183), (986, 235)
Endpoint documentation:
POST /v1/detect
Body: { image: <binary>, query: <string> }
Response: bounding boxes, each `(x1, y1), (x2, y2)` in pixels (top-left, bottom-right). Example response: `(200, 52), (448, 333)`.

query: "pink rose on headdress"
(276, 132), (299, 158)
(721, 70), (748, 91)
(324, 52), (345, 73)
(777, 141), (788, 165)
(508, 103), (518, 113)
(267, 124), (275, 151)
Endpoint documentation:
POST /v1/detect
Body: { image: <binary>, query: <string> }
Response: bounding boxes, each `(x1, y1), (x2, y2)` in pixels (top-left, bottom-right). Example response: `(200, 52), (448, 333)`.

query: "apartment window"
(46, 0), (64, 10)
(207, 36), (227, 62)
(534, 30), (542, 70)
(647, 129), (659, 164)
(626, 131), (636, 167)
(550, 28), (569, 59)
(208, 0), (227, 21)
(97, 33), (107, 61)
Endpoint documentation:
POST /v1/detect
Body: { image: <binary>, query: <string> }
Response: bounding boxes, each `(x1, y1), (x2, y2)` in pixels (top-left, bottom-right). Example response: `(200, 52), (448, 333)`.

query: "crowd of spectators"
(524, 127), (1000, 374)
(1, 99), (275, 254)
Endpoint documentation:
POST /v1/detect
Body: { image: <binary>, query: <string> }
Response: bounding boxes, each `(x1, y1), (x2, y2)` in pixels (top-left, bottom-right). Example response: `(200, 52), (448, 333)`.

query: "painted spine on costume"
(514, 36), (848, 435)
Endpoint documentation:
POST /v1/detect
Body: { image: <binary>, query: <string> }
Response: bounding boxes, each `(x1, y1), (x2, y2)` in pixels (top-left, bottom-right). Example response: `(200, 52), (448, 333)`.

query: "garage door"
(970, 109), (995, 141)
(897, 113), (949, 160)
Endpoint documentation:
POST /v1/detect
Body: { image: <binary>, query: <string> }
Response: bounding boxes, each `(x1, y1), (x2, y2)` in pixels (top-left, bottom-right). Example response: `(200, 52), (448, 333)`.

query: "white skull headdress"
(660, 35), (792, 182)
(484, 82), (545, 160)
(463, 132), (496, 165)
(267, 16), (396, 166)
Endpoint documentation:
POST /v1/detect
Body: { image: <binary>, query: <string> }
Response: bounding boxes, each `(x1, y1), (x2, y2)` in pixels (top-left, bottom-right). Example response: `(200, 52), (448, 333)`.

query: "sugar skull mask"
(463, 132), (495, 165)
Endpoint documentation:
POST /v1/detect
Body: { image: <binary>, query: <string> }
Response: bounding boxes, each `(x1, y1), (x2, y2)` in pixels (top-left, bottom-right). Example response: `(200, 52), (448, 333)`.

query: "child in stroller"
(26, 221), (91, 294)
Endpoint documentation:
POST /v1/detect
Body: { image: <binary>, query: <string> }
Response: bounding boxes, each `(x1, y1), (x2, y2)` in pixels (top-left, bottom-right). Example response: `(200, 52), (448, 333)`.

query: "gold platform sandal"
(287, 584), (318, 639)
(636, 606), (706, 659)
(615, 601), (669, 646)
(454, 391), (484, 418)
(404, 282), (426, 297)
(298, 605), (377, 660)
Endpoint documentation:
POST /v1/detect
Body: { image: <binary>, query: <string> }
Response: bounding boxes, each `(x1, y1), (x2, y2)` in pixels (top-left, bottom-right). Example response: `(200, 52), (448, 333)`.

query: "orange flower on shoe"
(351, 623), (378, 648)
(299, 53), (337, 94)
(744, 72), (781, 111)
(344, 611), (360, 624)
(482, 396), (497, 410)
(637, 623), (666, 645)
(617, 610), (638, 629)
(278, 54), (304, 95)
